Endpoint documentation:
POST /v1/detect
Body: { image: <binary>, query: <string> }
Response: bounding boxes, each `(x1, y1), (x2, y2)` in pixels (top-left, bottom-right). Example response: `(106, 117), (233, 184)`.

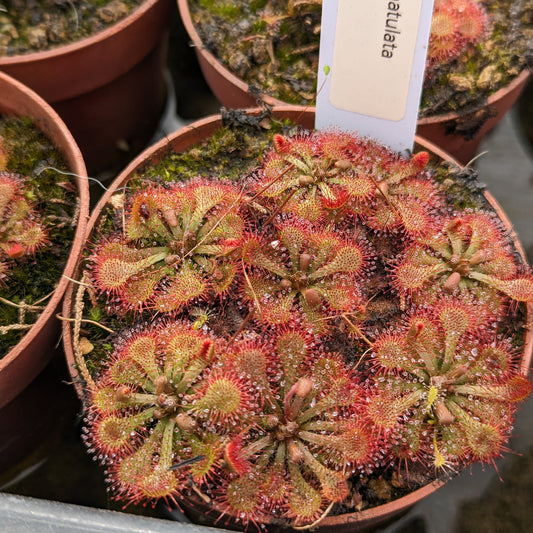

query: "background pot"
(177, 0), (530, 165)
(0, 0), (175, 175)
(61, 106), (532, 532)
(417, 70), (531, 165)
(0, 71), (90, 411)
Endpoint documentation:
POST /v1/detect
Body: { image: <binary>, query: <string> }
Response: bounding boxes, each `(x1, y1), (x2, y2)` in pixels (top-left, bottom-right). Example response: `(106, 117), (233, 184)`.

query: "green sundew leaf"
(153, 265), (207, 312)
(279, 225), (307, 267)
(312, 245), (363, 278)
(287, 461), (323, 523)
(124, 334), (160, 383)
(197, 211), (245, 242)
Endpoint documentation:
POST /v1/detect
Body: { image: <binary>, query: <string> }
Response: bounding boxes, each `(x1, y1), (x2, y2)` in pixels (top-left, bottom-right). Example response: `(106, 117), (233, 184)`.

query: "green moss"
(144, 114), (293, 183)
(0, 116), (77, 357)
(197, 0), (242, 18)
(250, 0), (269, 12)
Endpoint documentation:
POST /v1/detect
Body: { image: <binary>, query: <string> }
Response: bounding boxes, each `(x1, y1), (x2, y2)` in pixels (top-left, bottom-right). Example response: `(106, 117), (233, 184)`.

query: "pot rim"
(61, 105), (533, 529)
(417, 69), (531, 125)
(0, 71), (90, 402)
(177, 0), (531, 122)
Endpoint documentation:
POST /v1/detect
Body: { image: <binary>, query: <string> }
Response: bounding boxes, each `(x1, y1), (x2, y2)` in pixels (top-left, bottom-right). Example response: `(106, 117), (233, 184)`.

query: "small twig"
(67, 0), (79, 32)
(35, 166), (108, 191)
(168, 455), (206, 471)
(190, 479), (211, 505)
(241, 263), (262, 311)
(62, 274), (92, 287)
(182, 181), (248, 262)
(227, 309), (255, 346)
(56, 314), (115, 334)
(0, 323), (33, 335)
(247, 162), (295, 203)
(0, 296), (46, 312)
(464, 150), (489, 168)
(367, 173), (400, 216)
(262, 187), (297, 227)
(292, 43), (319, 56)
(33, 289), (55, 306)
(341, 313), (374, 348)
(72, 274), (97, 391)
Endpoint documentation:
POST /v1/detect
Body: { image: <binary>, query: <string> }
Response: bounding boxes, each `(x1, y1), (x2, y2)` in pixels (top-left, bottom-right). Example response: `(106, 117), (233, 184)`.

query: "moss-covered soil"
(0, 115), (78, 356)
(189, 0), (532, 119)
(0, 0), (144, 56)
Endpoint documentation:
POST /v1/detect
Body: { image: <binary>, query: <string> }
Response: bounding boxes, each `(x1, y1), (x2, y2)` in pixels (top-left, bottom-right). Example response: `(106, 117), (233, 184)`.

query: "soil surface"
(189, 0), (532, 119)
(0, 0), (144, 56)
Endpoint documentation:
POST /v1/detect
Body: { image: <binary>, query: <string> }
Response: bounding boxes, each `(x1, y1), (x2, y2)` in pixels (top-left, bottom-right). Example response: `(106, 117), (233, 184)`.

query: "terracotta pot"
(177, 0), (530, 165)
(0, 71), (90, 411)
(61, 105), (532, 532)
(416, 69), (531, 165)
(0, 0), (175, 175)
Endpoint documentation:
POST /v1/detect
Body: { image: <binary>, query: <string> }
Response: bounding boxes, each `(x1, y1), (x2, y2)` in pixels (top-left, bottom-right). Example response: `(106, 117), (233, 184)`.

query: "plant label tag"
(315, 0), (434, 152)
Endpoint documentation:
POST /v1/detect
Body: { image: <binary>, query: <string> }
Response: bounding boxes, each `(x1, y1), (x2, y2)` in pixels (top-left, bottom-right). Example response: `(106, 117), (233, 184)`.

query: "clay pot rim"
(0, 71), (89, 381)
(62, 105), (532, 528)
(0, 0), (161, 65)
(417, 69), (531, 125)
(177, 0), (531, 122)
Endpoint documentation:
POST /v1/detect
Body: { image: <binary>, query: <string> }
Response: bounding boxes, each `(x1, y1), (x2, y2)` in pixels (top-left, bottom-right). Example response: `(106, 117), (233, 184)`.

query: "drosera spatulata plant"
(212, 327), (376, 525)
(73, 118), (532, 528)
(90, 178), (247, 314)
(393, 211), (533, 305)
(367, 296), (531, 470)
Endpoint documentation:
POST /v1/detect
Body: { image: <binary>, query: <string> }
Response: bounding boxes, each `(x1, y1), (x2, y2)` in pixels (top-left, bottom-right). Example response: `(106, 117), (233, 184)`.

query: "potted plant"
(61, 107), (532, 531)
(0, 0), (175, 174)
(0, 70), (89, 410)
(177, 0), (531, 164)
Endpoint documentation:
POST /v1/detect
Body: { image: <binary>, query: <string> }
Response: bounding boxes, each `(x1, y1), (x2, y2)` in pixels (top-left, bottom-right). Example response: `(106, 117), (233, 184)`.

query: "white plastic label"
(315, 0), (435, 152)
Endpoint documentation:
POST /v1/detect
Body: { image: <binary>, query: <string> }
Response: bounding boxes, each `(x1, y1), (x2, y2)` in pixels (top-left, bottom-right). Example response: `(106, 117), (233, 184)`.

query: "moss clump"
(143, 110), (295, 182)
(0, 115), (78, 356)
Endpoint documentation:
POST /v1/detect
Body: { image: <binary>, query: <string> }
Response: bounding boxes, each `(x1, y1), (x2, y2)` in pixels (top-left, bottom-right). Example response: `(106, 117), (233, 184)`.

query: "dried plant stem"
(72, 274), (96, 391)
(262, 187), (297, 227)
(341, 313), (374, 348)
(0, 295), (46, 312)
(248, 162), (295, 202)
(0, 323), (33, 335)
(57, 314), (115, 334)
(227, 308), (254, 346)
(183, 182), (248, 261)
